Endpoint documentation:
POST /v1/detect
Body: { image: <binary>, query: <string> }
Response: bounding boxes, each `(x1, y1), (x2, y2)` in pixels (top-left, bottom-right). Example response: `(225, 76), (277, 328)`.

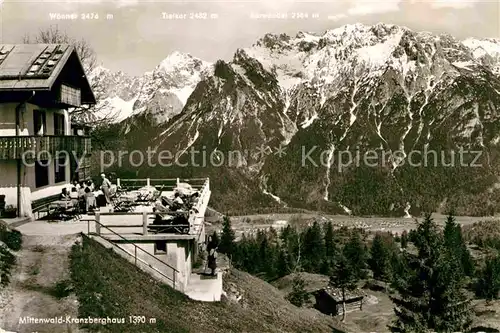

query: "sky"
(0, 0), (499, 76)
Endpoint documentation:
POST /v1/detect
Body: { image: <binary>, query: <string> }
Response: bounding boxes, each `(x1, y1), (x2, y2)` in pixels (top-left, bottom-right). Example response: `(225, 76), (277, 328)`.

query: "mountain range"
(92, 23), (500, 216)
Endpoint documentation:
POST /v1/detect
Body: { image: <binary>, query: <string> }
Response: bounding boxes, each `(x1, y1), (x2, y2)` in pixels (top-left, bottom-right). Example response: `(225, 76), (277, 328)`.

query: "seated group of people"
(59, 180), (97, 212)
(155, 191), (199, 213)
(152, 191), (200, 225)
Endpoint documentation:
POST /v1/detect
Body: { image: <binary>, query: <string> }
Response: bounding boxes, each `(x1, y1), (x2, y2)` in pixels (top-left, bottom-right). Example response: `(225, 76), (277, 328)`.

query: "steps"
(185, 272), (223, 302)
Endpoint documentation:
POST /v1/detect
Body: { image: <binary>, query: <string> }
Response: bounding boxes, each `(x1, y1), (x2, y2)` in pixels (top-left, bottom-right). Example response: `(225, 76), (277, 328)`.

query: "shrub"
(286, 274), (309, 307)
(4, 230), (22, 251)
(53, 279), (74, 299)
(0, 244), (16, 287)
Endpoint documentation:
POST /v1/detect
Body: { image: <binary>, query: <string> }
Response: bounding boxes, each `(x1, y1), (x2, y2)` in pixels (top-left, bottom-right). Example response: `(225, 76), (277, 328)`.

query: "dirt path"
(0, 234), (81, 333)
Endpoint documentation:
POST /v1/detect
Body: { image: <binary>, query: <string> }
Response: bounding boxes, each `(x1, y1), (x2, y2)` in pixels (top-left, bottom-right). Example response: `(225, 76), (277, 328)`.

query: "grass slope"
(70, 235), (345, 333)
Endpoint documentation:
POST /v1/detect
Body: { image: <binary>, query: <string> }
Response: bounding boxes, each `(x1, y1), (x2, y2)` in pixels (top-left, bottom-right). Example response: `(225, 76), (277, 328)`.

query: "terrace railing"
(116, 177), (207, 191)
(82, 216), (179, 289)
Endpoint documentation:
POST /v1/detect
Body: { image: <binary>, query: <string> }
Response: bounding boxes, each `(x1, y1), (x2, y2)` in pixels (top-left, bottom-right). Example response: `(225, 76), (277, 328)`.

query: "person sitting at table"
(84, 187), (96, 212)
(171, 192), (184, 211)
(153, 199), (169, 225)
(60, 188), (69, 200)
(78, 182), (86, 198)
(86, 180), (95, 192)
(185, 191), (200, 209)
(76, 182), (86, 211)
(69, 187), (79, 200)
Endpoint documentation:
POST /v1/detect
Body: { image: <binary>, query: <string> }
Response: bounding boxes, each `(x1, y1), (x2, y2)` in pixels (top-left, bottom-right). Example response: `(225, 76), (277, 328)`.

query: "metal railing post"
(117, 178), (121, 187)
(142, 212), (148, 235)
(95, 212), (101, 235)
(176, 178), (179, 187)
(146, 178), (150, 187)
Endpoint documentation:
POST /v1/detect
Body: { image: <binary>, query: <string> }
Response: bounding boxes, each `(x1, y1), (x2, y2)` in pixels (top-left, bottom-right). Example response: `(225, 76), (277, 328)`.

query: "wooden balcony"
(0, 135), (91, 160)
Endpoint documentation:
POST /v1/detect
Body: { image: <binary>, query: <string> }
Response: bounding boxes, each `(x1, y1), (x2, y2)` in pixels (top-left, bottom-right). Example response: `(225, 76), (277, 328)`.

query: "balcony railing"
(0, 135), (91, 160)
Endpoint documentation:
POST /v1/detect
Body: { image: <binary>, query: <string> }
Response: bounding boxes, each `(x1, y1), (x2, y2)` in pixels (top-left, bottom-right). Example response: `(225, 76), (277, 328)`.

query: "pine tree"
(330, 254), (358, 322)
(280, 224), (293, 245)
(390, 251), (407, 289)
(325, 222), (339, 256)
(276, 246), (290, 278)
(286, 273), (309, 307)
(475, 255), (500, 301)
(400, 230), (408, 249)
(233, 233), (249, 271)
(390, 214), (472, 333)
(320, 222), (338, 275)
(324, 222), (337, 259)
(219, 216), (235, 256)
(287, 226), (300, 270)
(370, 233), (392, 282)
(302, 221), (325, 273)
(246, 236), (260, 274)
(443, 213), (474, 277)
(259, 232), (278, 279)
(343, 231), (368, 279)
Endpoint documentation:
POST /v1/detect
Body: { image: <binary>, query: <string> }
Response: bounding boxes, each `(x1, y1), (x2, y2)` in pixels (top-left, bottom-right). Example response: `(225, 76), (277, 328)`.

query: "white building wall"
(0, 102), (72, 218)
(0, 103), (17, 136)
(0, 102), (69, 136)
(116, 241), (193, 292)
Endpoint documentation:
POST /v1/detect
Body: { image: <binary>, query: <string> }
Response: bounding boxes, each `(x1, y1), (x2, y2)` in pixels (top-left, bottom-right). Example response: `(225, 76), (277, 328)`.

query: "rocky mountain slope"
(91, 51), (212, 124)
(97, 23), (500, 216)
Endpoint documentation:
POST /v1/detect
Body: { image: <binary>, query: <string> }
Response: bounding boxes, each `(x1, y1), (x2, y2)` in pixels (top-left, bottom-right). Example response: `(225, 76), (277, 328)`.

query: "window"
(60, 84), (81, 106)
(35, 160), (49, 188)
(54, 156), (66, 183)
(54, 113), (65, 136)
(79, 157), (91, 180)
(33, 110), (46, 136)
(155, 241), (167, 254)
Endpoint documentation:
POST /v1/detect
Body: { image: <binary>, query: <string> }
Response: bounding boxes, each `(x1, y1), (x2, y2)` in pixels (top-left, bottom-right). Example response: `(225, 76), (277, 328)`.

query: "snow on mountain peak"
(243, 22), (499, 95)
(93, 23), (500, 126)
(244, 23), (410, 92)
(92, 51), (213, 124)
(462, 38), (500, 58)
(89, 64), (111, 80)
(157, 51), (211, 75)
(462, 38), (500, 75)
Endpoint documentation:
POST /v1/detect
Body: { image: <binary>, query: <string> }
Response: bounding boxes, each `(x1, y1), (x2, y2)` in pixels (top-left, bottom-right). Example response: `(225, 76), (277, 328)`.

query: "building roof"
(0, 44), (95, 104)
(319, 286), (365, 302)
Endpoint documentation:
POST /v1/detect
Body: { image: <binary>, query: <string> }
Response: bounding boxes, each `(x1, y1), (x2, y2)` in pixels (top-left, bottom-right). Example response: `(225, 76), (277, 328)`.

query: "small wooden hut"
(314, 286), (364, 316)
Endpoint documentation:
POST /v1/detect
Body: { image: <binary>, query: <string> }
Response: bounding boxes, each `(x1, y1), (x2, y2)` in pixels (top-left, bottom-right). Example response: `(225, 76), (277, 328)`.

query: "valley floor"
(209, 212), (497, 239)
